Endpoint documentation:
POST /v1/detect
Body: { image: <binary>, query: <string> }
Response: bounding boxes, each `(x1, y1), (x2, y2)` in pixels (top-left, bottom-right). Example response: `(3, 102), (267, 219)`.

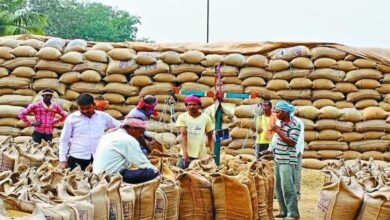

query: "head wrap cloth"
(184, 95), (201, 104)
(121, 117), (147, 129)
(274, 100), (295, 118)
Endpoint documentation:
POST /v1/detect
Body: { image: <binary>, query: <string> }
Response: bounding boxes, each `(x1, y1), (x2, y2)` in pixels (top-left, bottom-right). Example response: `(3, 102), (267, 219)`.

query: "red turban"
(184, 95), (201, 104)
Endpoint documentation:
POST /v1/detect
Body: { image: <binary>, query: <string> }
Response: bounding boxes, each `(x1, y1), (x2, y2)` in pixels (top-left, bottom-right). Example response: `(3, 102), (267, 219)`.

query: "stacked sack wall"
(0, 35), (390, 161)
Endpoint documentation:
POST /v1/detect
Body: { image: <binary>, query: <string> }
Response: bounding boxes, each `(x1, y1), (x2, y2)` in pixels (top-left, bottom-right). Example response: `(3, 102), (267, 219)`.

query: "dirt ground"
(273, 168), (328, 220)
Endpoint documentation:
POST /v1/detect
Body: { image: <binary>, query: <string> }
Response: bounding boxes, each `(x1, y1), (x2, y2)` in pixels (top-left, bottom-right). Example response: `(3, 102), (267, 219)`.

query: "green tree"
(0, 0), (47, 35)
(29, 0), (141, 42)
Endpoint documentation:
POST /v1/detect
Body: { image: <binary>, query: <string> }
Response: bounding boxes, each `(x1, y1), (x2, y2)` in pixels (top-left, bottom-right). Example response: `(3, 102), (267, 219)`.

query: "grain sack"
(14, 144), (44, 168)
(349, 140), (390, 152)
(335, 101), (354, 109)
(315, 119), (354, 132)
(211, 174), (253, 220)
(231, 127), (254, 139)
(3, 57), (38, 70)
(380, 102), (390, 111)
(361, 106), (388, 120)
(20, 39), (44, 49)
(103, 93), (125, 104)
(107, 59), (138, 75)
(103, 74), (127, 83)
(222, 76), (243, 85)
(312, 90), (344, 101)
(356, 190), (390, 220)
(303, 150), (319, 159)
(0, 46), (15, 59)
(159, 180), (180, 220)
(159, 51), (182, 64)
(44, 37), (65, 51)
(104, 83), (138, 96)
(277, 89), (311, 101)
(61, 51), (84, 64)
(311, 46), (347, 60)
(355, 99), (378, 109)
(224, 53), (245, 67)
(70, 82), (104, 94)
(34, 70), (57, 79)
(364, 131), (385, 140)
(266, 79), (289, 90)
(149, 133), (176, 145)
(356, 120), (390, 132)
(129, 75), (153, 87)
(376, 84), (390, 94)
(140, 83), (173, 96)
(0, 67), (8, 77)
(271, 45), (311, 60)
(92, 42), (114, 52)
(312, 99), (334, 109)
(267, 59), (289, 72)
(33, 78), (66, 95)
(36, 47), (62, 60)
(305, 131), (319, 142)
(340, 132), (365, 142)
(290, 57), (313, 69)
(20, 127), (33, 135)
(84, 49), (108, 63)
(289, 78), (312, 89)
(312, 79), (335, 89)
(347, 90), (381, 102)
(0, 105), (23, 118)
(344, 69), (382, 82)
(180, 50), (205, 64)
(154, 73), (176, 83)
(238, 67), (272, 80)
(302, 159), (327, 169)
(35, 60), (73, 73)
(11, 45), (36, 57)
(176, 72), (199, 82)
(0, 147), (17, 171)
(203, 65), (239, 77)
(59, 71), (80, 84)
(318, 106), (343, 119)
(11, 67), (35, 78)
(308, 68), (345, 82)
(64, 39), (87, 53)
(301, 118), (315, 130)
(106, 174), (124, 220)
(73, 60), (107, 75)
(319, 130), (342, 141)
(333, 82), (358, 93)
(245, 54), (268, 67)
(105, 109), (122, 119)
(314, 58), (337, 68)
(332, 60), (357, 72)
(232, 118), (257, 129)
(339, 108), (364, 122)
(133, 61), (169, 76)
(0, 95), (33, 106)
(0, 118), (18, 126)
(177, 173), (213, 220)
(355, 79), (380, 89)
(125, 96), (141, 105)
(244, 87), (279, 99)
(197, 54), (223, 67)
(0, 88), (14, 95)
(338, 151), (362, 160)
(272, 69), (310, 80)
(79, 70), (101, 83)
(308, 141), (348, 151)
(291, 99), (312, 106)
(353, 58), (377, 68)
(234, 105), (256, 118)
(317, 150), (343, 159)
(219, 84), (242, 93)
(181, 82), (210, 91)
(171, 64), (205, 74)
(228, 139), (256, 149)
(361, 151), (383, 160)
(108, 48), (136, 60)
(0, 76), (30, 89)
(154, 188), (168, 220)
(120, 183), (136, 220)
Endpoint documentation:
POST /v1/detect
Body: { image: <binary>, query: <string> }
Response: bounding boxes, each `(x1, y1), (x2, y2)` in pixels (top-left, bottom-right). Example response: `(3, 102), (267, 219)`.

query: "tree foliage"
(29, 0), (141, 42)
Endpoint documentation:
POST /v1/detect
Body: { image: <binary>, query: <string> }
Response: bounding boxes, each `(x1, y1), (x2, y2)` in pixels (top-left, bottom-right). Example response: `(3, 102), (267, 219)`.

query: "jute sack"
(0, 76), (31, 89)
(356, 190), (390, 220)
(308, 141), (348, 151)
(289, 78), (313, 89)
(290, 57), (313, 69)
(234, 105), (256, 118)
(133, 61), (170, 76)
(177, 172), (213, 220)
(109, 104), (133, 115)
(139, 83), (173, 96)
(0, 197), (46, 219)
(181, 82), (210, 91)
(107, 48), (136, 60)
(0, 46), (15, 59)
(230, 127), (255, 139)
(364, 131), (385, 140)
(154, 73), (176, 83)
(380, 102), (390, 111)
(250, 170), (269, 219)
(355, 99), (378, 109)
(200, 54), (224, 67)
(270, 45), (311, 60)
(376, 84), (390, 94)
(301, 118), (315, 130)
(72, 60), (107, 76)
(0, 95), (33, 107)
(32, 78), (66, 95)
(159, 180), (180, 220)
(10, 46), (36, 57)
(317, 150), (343, 159)
(277, 90), (311, 101)
(312, 90), (344, 101)
(11, 66), (35, 78)
(20, 127), (33, 136)
(296, 106), (319, 120)
(361, 151), (383, 160)
(333, 82), (358, 93)
(104, 83), (138, 96)
(103, 93), (125, 104)
(339, 108), (364, 122)
(36, 47), (62, 60)
(84, 49), (108, 63)
(244, 87), (279, 99)
(63, 90), (80, 100)
(308, 68), (345, 82)
(3, 57), (38, 70)
(344, 69), (382, 82)
(220, 84), (243, 93)
(59, 71), (80, 84)
(176, 72), (199, 82)
(198, 76), (215, 86)
(361, 107), (388, 120)
(92, 42), (114, 52)
(335, 101), (354, 109)
(44, 37), (65, 51)
(355, 79), (380, 89)
(311, 46), (347, 60)
(272, 69), (310, 81)
(68, 201), (95, 220)
(64, 39), (87, 53)
(107, 59), (138, 75)
(0, 105), (24, 118)
(61, 51), (84, 64)
(312, 79), (335, 90)
(266, 79), (289, 90)
(224, 53), (245, 67)
(349, 140), (390, 152)
(318, 106), (343, 119)
(79, 70), (101, 83)
(106, 174), (124, 220)
(35, 60), (74, 73)
(238, 67), (273, 80)
(305, 131), (319, 142)
(314, 58), (337, 68)
(120, 183), (136, 220)
(222, 76), (243, 85)
(224, 148), (255, 156)
(245, 54), (268, 68)
(228, 139), (256, 149)
(355, 120), (390, 132)
(133, 177), (161, 220)
(34, 70), (57, 79)
(236, 174), (259, 220)
(315, 119), (353, 132)
(211, 174), (253, 220)
(159, 51), (182, 64)
(14, 145), (44, 169)
(291, 99), (312, 106)
(266, 59), (289, 72)
(353, 58), (377, 68)
(318, 130), (342, 141)
(180, 50), (205, 64)
(303, 150), (318, 159)
(0, 126), (20, 136)
(338, 151), (362, 160)
(154, 188), (168, 220)
(0, 67), (8, 77)
(20, 38), (44, 49)
(171, 64), (205, 74)
(0, 146), (17, 171)
(333, 60), (357, 71)
(232, 118), (257, 129)
(0, 89), (15, 96)
(130, 75), (153, 87)
(0, 118), (18, 127)
(103, 74), (127, 83)
(70, 82), (104, 94)
(105, 109), (122, 119)
(203, 65), (239, 77)
(0, 38), (20, 48)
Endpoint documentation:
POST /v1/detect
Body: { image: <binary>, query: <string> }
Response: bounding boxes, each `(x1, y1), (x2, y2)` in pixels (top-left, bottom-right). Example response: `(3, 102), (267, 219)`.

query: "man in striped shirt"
(271, 100), (301, 220)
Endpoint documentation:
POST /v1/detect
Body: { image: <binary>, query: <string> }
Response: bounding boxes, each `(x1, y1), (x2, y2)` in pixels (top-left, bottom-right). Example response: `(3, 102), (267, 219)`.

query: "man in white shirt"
(93, 117), (159, 184)
(59, 93), (120, 170)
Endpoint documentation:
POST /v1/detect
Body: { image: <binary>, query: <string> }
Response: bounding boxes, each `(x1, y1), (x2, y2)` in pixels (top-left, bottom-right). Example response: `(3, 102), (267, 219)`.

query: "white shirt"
(93, 128), (156, 174)
(59, 110), (120, 162)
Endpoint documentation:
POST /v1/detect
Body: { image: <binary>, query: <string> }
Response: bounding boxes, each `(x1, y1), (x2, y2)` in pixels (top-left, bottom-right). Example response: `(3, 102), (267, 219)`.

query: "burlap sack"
(180, 50), (205, 64)
(36, 47), (62, 60)
(223, 76), (243, 85)
(107, 48), (136, 60)
(303, 150), (319, 159)
(312, 79), (335, 90)
(171, 64), (205, 74)
(312, 90), (344, 101)
(318, 130), (342, 141)
(361, 106), (388, 120)
(0, 46), (15, 59)
(238, 67), (272, 80)
(133, 177), (160, 220)
(338, 151), (362, 160)
(317, 150), (343, 159)
(70, 82), (104, 94)
(277, 89), (311, 101)
(315, 119), (353, 132)
(289, 78), (313, 89)
(11, 66), (35, 78)
(311, 46), (346, 60)
(302, 159), (326, 170)
(84, 49), (108, 63)
(79, 70), (101, 83)
(291, 99), (312, 106)
(335, 101), (354, 109)
(356, 120), (390, 132)
(0, 76), (31, 89)
(139, 83), (173, 96)
(199, 54), (223, 66)
(0, 126), (20, 136)
(230, 127), (255, 139)
(103, 74), (127, 83)
(32, 78), (66, 95)
(0, 39), (20, 48)
(361, 151), (383, 160)
(176, 72), (199, 82)
(103, 83), (138, 96)
(92, 42), (114, 52)
(290, 57), (313, 69)
(154, 188), (168, 220)
(301, 118), (315, 130)
(120, 183), (136, 220)
(0, 95), (33, 107)
(246, 54), (268, 68)
(272, 69), (310, 81)
(107, 59), (138, 75)
(314, 58), (337, 68)
(353, 58), (377, 68)
(333, 60), (357, 71)
(159, 51), (182, 64)
(355, 99), (379, 109)
(10, 46), (37, 57)
(344, 69), (382, 82)
(318, 106), (343, 119)
(296, 106), (319, 120)
(267, 59), (289, 72)
(228, 139), (256, 149)
(356, 190), (390, 220)
(308, 68), (345, 82)
(133, 61), (170, 76)
(61, 51), (84, 64)
(35, 60), (73, 73)
(34, 70), (57, 79)
(129, 75), (153, 87)
(308, 141), (348, 151)
(59, 71), (80, 84)
(20, 39), (44, 49)
(106, 174), (124, 220)
(333, 82), (358, 94)
(349, 140), (390, 152)
(44, 37), (65, 51)
(339, 108), (364, 122)
(305, 131), (319, 142)
(3, 57), (39, 70)
(266, 79), (289, 90)
(73, 60), (107, 75)
(355, 79), (381, 89)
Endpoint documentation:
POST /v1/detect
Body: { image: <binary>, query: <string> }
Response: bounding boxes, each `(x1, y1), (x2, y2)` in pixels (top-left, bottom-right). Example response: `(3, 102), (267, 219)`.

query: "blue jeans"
(275, 163), (300, 218)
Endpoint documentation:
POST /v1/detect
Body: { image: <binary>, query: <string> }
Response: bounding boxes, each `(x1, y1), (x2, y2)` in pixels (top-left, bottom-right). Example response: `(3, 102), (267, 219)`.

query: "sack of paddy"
(312, 90), (344, 101)
(43, 37), (65, 51)
(344, 69), (382, 83)
(338, 151), (362, 160)
(356, 120), (390, 132)
(154, 188), (168, 220)
(102, 174), (124, 220)
(0, 105), (24, 118)
(238, 67), (273, 80)
(272, 69), (308, 81)
(302, 159), (327, 169)
(159, 51), (182, 64)
(318, 130), (343, 141)
(35, 60), (74, 73)
(202, 65), (239, 77)
(296, 106), (319, 120)
(311, 46), (347, 60)
(308, 140), (348, 151)
(356, 190), (390, 220)
(305, 130), (319, 142)
(0, 46), (15, 59)
(171, 63), (205, 74)
(317, 150), (343, 159)
(139, 83), (173, 96)
(60, 51), (84, 64)
(312, 79), (335, 90)
(70, 82), (104, 94)
(361, 106), (388, 120)
(133, 61), (170, 76)
(228, 139), (256, 149)
(355, 99), (379, 109)
(234, 105), (257, 118)
(232, 118), (257, 129)
(245, 54), (268, 68)
(289, 78), (313, 89)
(36, 46), (62, 60)
(146, 120), (170, 133)
(84, 49), (108, 63)
(224, 53), (245, 67)
(277, 89), (311, 101)
(290, 57), (314, 69)
(103, 74), (127, 83)
(11, 66), (35, 78)
(267, 59), (289, 72)
(0, 95), (33, 107)
(241, 76), (266, 87)
(313, 99), (334, 110)
(301, 118), (315, 130)
(349, 140), (390, 152)
(33, 70), (57, 79)
(271, 45), (311, 60)
(338, 108), (364, 122)
(102, 83), (137, 97)
(0, 196), (47, 219)
(200, 54), (224, 67)
(20, 38), (44, 49)
(210, 173), (253, 220)
(230, 127), (255, 139)
(2, 57), (39, 70)
(32, 78), (66, 95)
(107, 59), (138, 75)
(180, 82), (210, 92)
(352, 58), (376, 69)
(315, 119), (353, 132)
(292, 99), (312, 106)
(129, 177), (159, 220)
(103, 93), (125, 104)
(176, 71), (199, 82)
(107, 48), (136, 60)
(0, 146), (17, 171)
(148, 132), (176, 145)
(64, 39), (87, 53)
(355, 79), (380, 89)
(361, 151), (383, 160)
(308, 68), (345, 82)
(266, 79), (289, 90)
(78, 70), (101, 83)
(159, 179), (180, 220)
(177, 172), (214, 220)
(0, 76), (31, 89)
(0, 118), (19, 127)
(314, 58), (337, 68)
(119, 183), (136, 220)
(180, 50), (205, 64)
(318, 106), (343, 119)
(244, 87), (279, 99)
(10, 45), (37, 57)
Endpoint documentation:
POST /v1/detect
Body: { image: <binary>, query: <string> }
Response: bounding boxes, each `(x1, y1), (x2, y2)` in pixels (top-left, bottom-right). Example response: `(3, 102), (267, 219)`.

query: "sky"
(90, 0), (390, 48)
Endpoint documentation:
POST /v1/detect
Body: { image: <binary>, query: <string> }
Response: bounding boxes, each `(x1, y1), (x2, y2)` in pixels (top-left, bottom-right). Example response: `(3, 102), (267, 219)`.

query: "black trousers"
(120, 168), (159, 184)
(68, 155), (93, 171)
(32, 131), (53, 144)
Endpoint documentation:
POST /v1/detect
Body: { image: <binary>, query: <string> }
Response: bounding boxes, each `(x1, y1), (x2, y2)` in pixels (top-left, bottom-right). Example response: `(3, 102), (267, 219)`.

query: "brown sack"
(120, 183), (136, 220)
(106, 174), (124, 220)
(349, 140), (390, 153)
(133, 177), (160, 220)
(154, 188), (168, 220)
(308, 141), (348, 151)
(356, 190), (390, 220)
(159, 179), (180, 220)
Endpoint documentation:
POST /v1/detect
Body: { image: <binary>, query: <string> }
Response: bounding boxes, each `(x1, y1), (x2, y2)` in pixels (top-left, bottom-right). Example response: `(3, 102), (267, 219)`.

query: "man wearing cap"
(18, 89), (67, 144)
(267, 100), (301, 219)
(175, 95), (214, 169)
(93, 117), (159, 184)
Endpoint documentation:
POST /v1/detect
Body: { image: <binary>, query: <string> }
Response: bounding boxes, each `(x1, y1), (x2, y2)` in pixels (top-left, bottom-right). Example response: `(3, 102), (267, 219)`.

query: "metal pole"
(206, 0), (209, 43)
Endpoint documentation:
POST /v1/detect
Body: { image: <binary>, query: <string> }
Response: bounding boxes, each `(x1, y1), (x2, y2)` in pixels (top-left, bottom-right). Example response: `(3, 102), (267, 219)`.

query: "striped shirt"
(274, 117), (301, 164)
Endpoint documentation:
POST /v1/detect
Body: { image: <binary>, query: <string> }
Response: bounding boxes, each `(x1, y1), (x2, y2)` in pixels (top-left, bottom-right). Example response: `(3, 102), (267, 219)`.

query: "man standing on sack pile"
(18, 89), (67, 144)
(59, 93), (120, 170)
(175, 95), (214, 169)
(93, 117), (159, 184)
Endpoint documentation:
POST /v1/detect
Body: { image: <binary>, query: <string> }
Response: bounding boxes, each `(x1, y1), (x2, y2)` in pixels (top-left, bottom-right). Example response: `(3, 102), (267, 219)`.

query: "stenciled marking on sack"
(122, 201), (134, 220)
(78, 210), (89, 220)
(0, 158), (13, 171)
(44, 216), (54, 220)
(155, 198), (164, 214)
(317, 193), (331, 212)
(109, 203), (118, 219)
(119, 61), (130, 69)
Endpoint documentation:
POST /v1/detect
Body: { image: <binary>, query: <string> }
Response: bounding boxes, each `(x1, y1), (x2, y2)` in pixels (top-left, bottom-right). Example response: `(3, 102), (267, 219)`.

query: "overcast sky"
(90, 0), (390, 48)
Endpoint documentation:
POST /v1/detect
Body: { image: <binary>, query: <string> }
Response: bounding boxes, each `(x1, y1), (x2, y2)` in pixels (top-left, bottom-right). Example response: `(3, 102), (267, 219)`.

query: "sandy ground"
(273, 168), (328, 220)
